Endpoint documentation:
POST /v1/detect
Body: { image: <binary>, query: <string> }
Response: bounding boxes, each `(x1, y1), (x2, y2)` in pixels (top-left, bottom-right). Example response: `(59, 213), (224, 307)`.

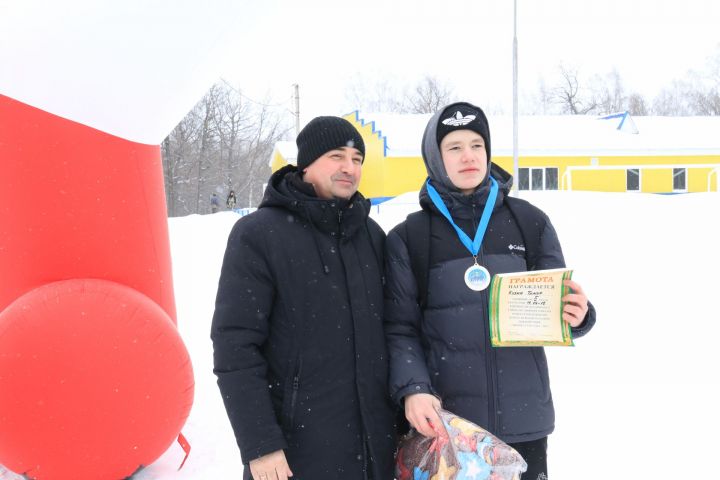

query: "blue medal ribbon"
(426, 176), (498, 258)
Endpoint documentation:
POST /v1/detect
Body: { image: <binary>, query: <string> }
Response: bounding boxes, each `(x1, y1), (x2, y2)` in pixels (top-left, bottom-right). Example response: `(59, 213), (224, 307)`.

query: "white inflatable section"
(0, 0), (265, 144)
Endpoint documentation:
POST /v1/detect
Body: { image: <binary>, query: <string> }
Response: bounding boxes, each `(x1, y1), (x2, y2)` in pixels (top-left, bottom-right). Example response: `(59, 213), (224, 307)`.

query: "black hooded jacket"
(211, 165), (396, 479)
(384, 105), (596, 443)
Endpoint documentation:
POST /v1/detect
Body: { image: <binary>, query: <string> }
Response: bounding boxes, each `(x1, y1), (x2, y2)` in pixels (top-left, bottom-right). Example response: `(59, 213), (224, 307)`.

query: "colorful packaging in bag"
(395, 409), (527, 480)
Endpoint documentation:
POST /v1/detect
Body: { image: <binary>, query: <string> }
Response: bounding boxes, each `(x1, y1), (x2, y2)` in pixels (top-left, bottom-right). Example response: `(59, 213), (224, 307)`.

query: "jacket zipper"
(289, 357), (302, 428)
(484, 289), (499, 433)
(337, 205), (369, 478)
(473, 202), (499, 434)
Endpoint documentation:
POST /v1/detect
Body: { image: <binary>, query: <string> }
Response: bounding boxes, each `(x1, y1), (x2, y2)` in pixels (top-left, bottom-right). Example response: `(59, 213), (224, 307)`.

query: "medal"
(427, 177), (499, 292)
(464, 262), (491, 291)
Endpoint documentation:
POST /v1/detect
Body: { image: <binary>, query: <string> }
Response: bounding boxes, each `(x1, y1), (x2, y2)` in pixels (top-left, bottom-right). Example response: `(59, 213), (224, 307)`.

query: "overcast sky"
(223, 0), (720, 126)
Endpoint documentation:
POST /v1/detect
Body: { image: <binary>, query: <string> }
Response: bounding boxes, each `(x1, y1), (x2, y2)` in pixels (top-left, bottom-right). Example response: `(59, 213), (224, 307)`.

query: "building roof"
(270, 140), (297, 165)
(353, 111), (720, 157)
(271, 112), (720, 166)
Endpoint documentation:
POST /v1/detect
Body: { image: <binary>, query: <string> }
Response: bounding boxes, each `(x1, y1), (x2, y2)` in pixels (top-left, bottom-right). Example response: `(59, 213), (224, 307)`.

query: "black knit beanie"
(296, 116), (365, 171)
(435, 102), (491, 162)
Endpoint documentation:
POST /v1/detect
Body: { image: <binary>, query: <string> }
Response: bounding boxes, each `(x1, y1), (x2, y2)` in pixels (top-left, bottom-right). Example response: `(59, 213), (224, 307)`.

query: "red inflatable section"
(0, 94), (175, 320)
(0, 279), (194, 480)
(0, 94), (194, 479)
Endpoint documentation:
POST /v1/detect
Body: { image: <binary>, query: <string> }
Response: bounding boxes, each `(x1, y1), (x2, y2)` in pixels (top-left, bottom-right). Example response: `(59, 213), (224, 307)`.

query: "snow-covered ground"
(133, 190), (720, 480)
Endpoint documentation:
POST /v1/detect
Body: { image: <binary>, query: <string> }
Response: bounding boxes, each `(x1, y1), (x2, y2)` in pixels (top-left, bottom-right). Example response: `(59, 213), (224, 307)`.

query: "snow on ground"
(133, 191), (720, 480)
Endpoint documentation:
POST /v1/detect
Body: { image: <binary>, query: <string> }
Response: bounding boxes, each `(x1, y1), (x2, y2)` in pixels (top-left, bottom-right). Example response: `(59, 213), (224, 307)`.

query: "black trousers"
(508, 436), (548, 480)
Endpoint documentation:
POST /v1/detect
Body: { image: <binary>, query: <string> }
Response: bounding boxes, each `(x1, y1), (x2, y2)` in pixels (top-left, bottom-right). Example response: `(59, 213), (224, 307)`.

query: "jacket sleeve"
(210, 218), (288, 463)
(383, 226), (434, 404)
(534, 216), (596, 338)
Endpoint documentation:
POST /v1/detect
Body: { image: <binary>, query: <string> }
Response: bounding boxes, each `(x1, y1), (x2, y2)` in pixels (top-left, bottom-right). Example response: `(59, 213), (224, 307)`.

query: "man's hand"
(249, 449), (293, 480)
(404, 393), (447, 438)
(562, 279), (589, 327)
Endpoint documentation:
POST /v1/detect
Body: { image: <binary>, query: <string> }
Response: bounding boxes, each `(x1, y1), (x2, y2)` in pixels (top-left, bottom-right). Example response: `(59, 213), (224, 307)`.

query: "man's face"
(440, 129), (488, 195)
(302, 147), (363, 199)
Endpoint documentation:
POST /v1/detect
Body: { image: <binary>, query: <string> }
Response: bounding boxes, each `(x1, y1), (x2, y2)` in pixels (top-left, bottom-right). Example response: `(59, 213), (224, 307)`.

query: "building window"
(673, 168), (686, 191)
(545, 168), (559, 190)
(518, 167), (559, 190)
(627, 168), (640, 191)
(531, 168), (544, 190)
(518, 168), (529, 190)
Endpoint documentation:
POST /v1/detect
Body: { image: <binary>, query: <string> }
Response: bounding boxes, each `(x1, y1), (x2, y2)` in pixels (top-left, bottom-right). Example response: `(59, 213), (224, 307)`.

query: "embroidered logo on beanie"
(441, 111), (477, 126)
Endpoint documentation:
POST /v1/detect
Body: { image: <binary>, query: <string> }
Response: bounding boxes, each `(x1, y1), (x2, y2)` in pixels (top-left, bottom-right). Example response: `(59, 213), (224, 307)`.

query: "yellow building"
(270, 111), (720, 201)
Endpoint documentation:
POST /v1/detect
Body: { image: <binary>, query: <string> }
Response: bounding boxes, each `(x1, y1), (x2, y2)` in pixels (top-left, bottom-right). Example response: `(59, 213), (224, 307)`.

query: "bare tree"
(627, 93), (649, 115)
(194, 85), (220, 212)
(687, 46), (720, 115)
(522, 77), (554, 114)
(650, 45), (720, 115)
(229, 102), (287, 207)
(344, 74), (405, 113)
(214, 84), (253, 191)
(591, 69), (625, 114)
(161, 82), (291, 216)
(692, 88), (720, 115)
(652, 80), (697, 115)
(552, 65), (599, 115)
(344, 74), (455, 113)
(162, 104), (204, 216)
(403, 76), (455, 114)
(531, 66), (649, 116)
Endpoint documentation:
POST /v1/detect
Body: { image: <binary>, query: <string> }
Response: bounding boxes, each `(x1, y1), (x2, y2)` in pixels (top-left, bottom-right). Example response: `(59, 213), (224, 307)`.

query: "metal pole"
(512, 0), (519, 195)
(293, 83), (300, 136)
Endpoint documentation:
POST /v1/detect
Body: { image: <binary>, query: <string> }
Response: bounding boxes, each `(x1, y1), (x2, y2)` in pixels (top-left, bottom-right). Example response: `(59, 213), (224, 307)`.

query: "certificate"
(488, 268), (574, 347)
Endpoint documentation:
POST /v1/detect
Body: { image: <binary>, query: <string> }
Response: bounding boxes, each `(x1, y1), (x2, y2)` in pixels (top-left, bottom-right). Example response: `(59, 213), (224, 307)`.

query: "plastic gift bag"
(395, 409), (527, 480)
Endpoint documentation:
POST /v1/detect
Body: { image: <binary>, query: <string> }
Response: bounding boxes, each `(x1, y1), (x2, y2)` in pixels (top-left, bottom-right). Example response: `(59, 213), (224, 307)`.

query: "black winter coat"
(211, 166), (396, 480)
(384, 164), (596, 443)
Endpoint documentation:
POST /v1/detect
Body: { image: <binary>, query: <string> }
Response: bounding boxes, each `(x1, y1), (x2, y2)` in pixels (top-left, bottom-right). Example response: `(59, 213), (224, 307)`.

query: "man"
(211, 116), (396, 480)
(384, 102), (596, 479)
(210, 193), (220, 213)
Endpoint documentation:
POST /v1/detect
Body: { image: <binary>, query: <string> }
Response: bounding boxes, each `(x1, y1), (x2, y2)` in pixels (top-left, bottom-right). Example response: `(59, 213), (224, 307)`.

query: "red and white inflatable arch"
(0, 2), (246, 478)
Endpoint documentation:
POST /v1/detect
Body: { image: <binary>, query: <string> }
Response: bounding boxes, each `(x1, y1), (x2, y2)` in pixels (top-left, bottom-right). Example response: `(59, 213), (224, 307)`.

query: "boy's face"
(303, 147), (363, 199)
(440, 129), (488, 195)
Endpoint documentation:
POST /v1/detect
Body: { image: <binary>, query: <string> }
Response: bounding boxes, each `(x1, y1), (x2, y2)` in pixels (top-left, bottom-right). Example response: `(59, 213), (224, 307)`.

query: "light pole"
(512, 0), (519, 195)
(293, 83), (300, 137)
